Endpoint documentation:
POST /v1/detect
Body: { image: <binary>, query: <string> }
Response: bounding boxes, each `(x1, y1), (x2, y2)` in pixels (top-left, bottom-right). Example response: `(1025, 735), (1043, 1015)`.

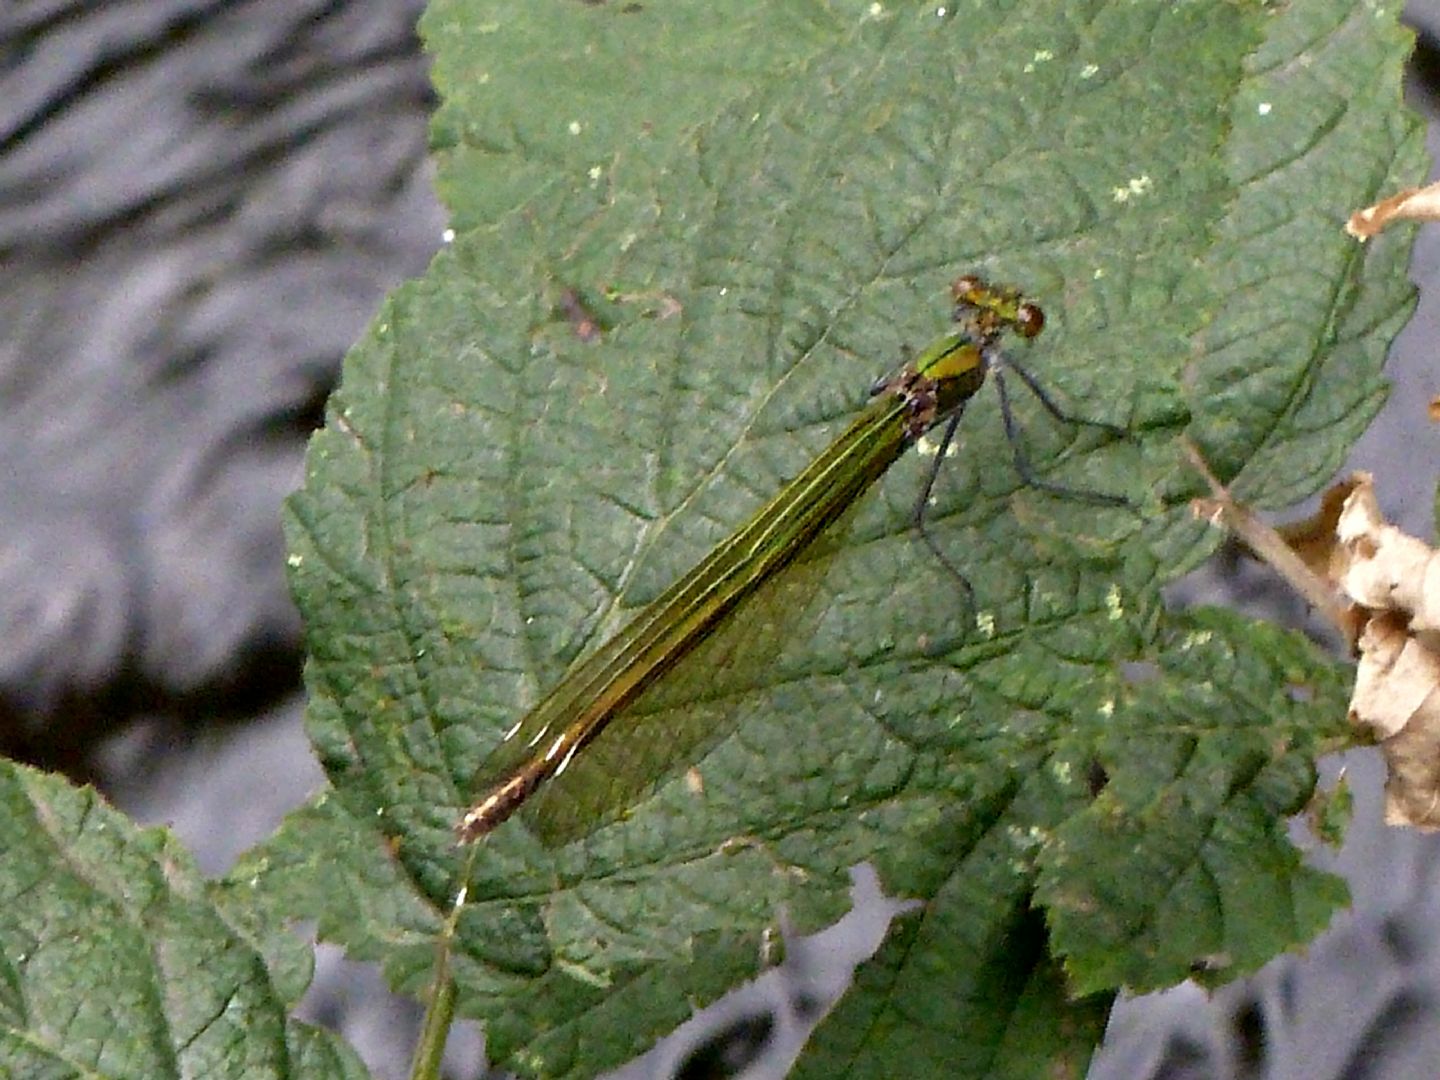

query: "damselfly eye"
(950, 275), (982, 303)
(1015, 302), (1044, 338)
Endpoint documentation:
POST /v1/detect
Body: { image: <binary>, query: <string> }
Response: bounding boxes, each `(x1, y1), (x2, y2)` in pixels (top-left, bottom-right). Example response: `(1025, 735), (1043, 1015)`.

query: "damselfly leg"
(989, 354), (1132, 507)
(897, 276), (1133, 608)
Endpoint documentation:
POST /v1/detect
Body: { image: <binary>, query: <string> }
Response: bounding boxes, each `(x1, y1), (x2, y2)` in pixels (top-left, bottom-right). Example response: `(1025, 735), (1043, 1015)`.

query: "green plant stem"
(408, 970), (456, 1080)
(409, 847), (478, 1080)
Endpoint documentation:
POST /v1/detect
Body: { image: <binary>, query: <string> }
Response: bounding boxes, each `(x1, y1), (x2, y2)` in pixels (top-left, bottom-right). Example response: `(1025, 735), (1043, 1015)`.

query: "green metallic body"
(457, 283), (1022, 844)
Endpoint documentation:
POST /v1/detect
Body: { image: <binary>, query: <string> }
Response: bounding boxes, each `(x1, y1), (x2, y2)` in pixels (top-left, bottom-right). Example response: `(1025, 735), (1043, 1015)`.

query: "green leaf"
(793, 810), (1113, 1080)
(424, 0), (866, 230)
(280, 1), (1420, 1076)
(1035, 607), (1353, 996)
(0, 761), (368, 1079)
(1185, 1), (1418, 503)
(214, 794), (446, 1003)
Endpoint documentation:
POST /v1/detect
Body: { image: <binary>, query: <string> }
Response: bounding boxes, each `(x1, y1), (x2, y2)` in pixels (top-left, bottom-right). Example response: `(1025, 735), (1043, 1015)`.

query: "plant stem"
(408, 850), (477, 1080)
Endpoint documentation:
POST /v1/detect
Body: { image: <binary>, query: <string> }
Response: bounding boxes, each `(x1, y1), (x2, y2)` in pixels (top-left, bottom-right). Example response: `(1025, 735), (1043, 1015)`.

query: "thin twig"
(1180, 437), (1359, 645)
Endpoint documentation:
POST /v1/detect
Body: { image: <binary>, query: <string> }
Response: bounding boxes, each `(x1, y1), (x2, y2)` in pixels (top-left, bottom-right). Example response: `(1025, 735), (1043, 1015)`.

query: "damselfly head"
(950, 275), (1044, 344)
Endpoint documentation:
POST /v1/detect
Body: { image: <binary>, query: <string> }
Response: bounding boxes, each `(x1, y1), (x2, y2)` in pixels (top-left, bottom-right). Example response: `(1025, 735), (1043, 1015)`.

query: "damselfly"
(456, 275), (1122, 844)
